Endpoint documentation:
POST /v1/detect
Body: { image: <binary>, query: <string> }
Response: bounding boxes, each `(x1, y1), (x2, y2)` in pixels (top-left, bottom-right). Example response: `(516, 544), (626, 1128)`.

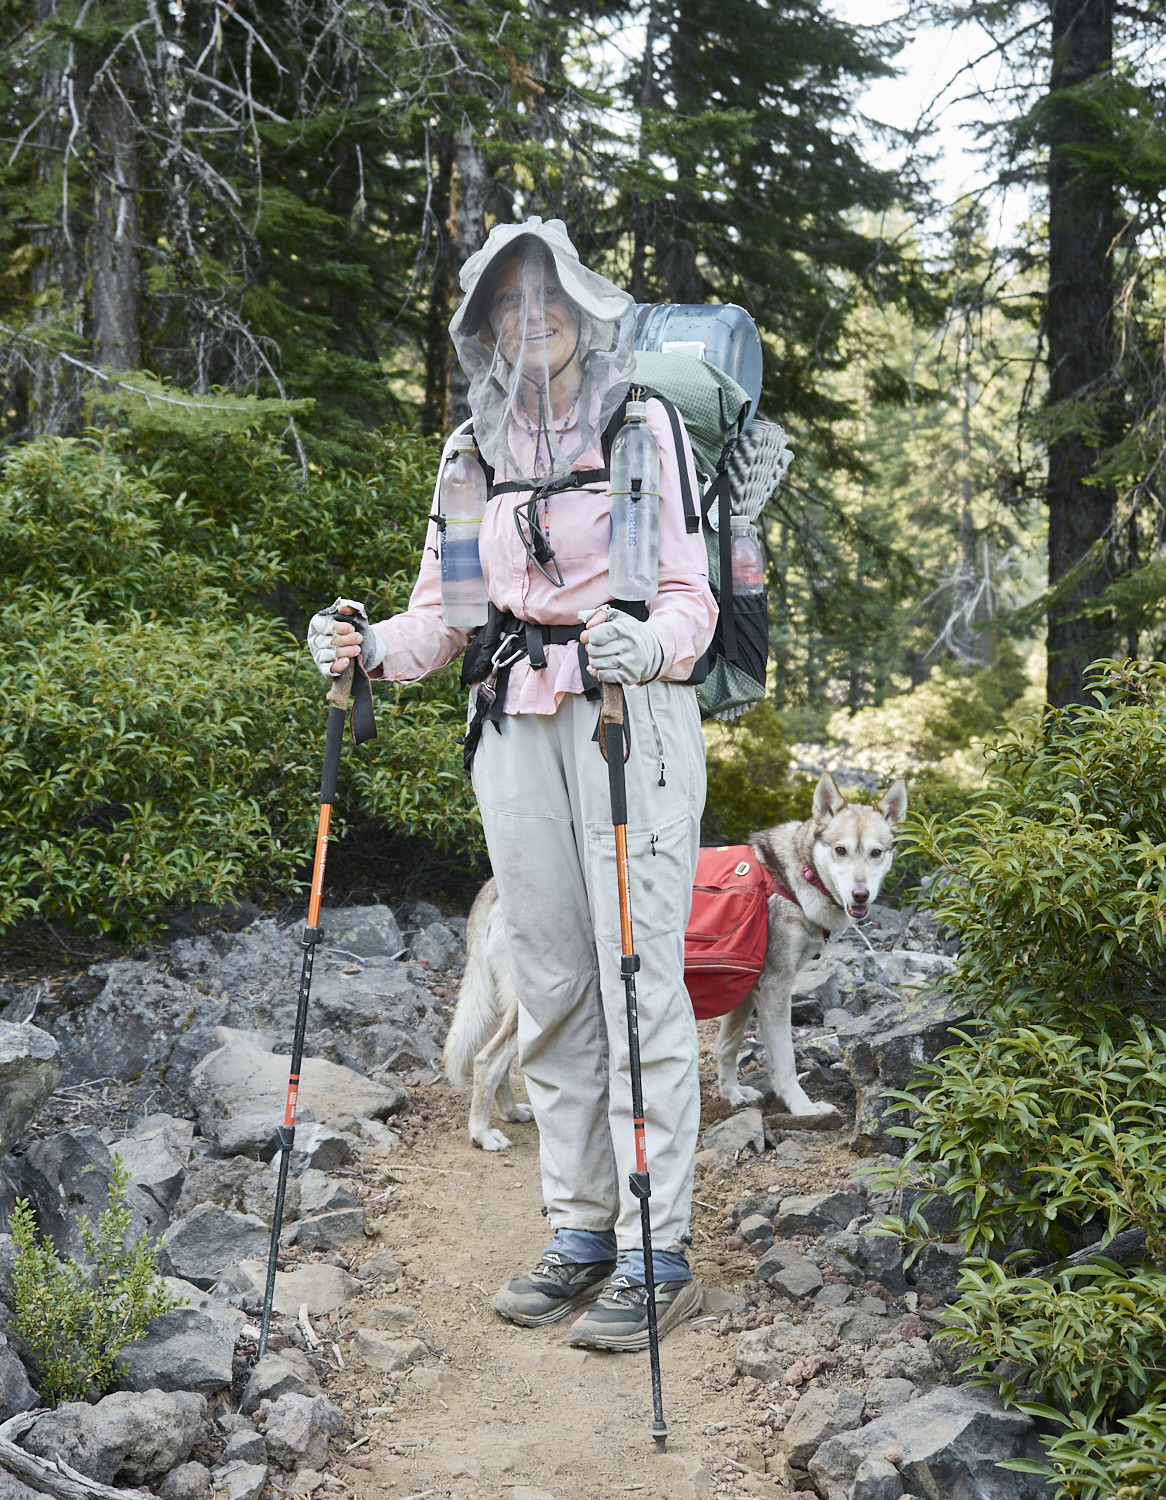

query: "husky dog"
(443, 773), (907, 1146)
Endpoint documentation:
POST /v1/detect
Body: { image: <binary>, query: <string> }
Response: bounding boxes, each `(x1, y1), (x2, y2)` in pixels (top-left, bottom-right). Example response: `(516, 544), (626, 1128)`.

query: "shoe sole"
(566, 1278), (704, 1351)
(492, 1276), (611, 1329)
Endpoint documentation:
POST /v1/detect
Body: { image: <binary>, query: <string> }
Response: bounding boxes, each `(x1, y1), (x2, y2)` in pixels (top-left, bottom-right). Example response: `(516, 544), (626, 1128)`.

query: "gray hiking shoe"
(566, 1274), (703, 1351)
(492, 1252), (615, 1328)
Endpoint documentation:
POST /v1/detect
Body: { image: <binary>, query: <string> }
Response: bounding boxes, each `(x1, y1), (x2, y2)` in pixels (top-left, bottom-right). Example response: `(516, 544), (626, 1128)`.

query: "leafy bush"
(11, 1158), (184, 1406)
(882, 661), (1166, 1497)
(0, 429), (480, 937)
(701, 700), (815, 844)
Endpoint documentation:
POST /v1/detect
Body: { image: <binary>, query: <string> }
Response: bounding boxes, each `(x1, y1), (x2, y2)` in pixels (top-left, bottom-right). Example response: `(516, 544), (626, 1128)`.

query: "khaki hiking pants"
(471, 682), (705, 1256)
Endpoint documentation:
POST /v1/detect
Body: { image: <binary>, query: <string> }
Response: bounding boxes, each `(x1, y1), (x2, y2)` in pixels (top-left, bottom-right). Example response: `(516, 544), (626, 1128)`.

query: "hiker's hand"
(307, 599), (386, 678)
(580, 608), (663, 685)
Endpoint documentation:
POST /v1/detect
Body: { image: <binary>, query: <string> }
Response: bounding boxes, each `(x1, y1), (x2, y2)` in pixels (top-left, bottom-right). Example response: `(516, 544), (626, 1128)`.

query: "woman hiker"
(306, 217), (716, 1351)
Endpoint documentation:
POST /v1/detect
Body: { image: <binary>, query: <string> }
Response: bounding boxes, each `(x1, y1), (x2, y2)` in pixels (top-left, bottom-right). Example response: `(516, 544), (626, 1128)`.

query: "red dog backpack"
(684, 845), (779, 1019)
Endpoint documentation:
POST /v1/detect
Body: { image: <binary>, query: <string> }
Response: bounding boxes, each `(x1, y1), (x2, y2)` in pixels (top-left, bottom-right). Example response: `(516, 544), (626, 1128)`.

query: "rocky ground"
(0, 897), (1051, 1500)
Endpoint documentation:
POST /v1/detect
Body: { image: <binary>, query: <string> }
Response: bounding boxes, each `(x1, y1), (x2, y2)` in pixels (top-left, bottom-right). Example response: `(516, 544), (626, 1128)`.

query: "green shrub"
(11, 1158), (184, 1406)
(881, 661), (1166, 1496)
(702, 700), (815, 844)
(0, 431), (480, 937)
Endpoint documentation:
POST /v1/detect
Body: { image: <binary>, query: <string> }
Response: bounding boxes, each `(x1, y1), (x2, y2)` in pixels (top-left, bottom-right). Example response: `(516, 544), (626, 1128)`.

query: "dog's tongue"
(848, 903), (869, 921)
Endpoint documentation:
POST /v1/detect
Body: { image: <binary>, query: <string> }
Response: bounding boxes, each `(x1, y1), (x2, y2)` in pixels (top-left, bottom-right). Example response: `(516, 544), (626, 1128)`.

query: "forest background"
(1, 0), (1164, 925)
(5, 4), (1166, 1494)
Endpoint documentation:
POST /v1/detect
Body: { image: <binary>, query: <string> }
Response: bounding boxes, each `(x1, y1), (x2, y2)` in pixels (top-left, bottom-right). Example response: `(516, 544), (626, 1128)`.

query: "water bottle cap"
(624, 400), (648, 421)
(730, 516), (755, 534)
(450, 433), (476, 453)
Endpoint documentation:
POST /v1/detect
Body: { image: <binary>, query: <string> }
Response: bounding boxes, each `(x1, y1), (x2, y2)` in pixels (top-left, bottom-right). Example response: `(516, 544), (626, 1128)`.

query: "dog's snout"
(851, 887), (869, 904)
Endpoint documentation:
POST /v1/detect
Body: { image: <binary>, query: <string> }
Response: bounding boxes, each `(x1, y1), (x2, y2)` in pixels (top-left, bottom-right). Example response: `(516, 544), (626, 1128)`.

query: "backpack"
(684, 844), (780, 1018)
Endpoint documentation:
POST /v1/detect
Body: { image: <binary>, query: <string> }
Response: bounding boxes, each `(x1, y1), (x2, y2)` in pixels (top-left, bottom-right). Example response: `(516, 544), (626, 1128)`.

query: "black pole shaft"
(257, 701), (346, 1358)
(605, 716), (670, 1451)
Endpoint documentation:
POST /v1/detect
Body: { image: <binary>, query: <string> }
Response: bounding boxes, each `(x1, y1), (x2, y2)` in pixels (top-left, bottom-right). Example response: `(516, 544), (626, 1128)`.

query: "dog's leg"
(714, 997), (762, 1108)
(752, 972), (839, 1120)
(469, 998), (527, 1151)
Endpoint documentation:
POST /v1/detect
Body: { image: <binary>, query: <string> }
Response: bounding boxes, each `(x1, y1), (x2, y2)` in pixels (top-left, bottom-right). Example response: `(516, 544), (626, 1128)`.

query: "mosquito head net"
(449, 217), (635, 482)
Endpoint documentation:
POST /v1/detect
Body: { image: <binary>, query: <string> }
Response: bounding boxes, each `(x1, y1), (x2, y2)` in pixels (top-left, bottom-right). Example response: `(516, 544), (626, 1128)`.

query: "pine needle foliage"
(10, 1158), (184, 1407)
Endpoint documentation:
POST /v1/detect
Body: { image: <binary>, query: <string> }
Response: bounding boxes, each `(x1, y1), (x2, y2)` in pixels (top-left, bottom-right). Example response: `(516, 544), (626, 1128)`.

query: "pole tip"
(650, 1424), (671, 1453)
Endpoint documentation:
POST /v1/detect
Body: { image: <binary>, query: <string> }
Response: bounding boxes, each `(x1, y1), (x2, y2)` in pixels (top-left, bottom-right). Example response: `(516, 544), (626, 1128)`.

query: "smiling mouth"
(847, 903), (869, 921)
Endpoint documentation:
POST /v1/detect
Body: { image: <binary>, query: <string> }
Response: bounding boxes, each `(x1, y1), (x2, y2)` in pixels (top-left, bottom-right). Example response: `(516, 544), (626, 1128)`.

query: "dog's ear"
(812, 772), (846, 827)
(878, 779), (908, 826)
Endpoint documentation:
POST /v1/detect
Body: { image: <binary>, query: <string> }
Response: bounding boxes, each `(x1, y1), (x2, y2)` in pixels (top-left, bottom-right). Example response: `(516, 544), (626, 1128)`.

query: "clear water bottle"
(730, 516), (765, 594)
(608, 401), (660, 601)
(440, 435), (489, 628)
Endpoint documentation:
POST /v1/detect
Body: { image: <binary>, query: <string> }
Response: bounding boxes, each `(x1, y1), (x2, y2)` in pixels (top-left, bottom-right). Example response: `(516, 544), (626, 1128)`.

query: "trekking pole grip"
(326, 659), (354, 710)
(601, 681), (624, 726)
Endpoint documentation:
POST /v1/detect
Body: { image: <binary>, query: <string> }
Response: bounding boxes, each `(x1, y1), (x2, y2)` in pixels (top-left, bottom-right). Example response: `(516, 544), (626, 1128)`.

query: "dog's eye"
(871, 847), (883, 858)
(834, 845), (846, 856)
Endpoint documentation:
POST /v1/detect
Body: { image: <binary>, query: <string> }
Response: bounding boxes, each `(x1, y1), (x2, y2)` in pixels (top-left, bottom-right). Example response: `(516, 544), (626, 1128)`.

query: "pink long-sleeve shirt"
(370, 397), (718, 714)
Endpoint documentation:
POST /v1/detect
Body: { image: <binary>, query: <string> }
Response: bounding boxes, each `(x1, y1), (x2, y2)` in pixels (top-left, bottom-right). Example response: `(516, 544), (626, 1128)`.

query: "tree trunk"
(422, 131), (454, 436)
(89, 70), (142, 372)
(1045, 0), (1115, 707)
(445, 124), (490, 427)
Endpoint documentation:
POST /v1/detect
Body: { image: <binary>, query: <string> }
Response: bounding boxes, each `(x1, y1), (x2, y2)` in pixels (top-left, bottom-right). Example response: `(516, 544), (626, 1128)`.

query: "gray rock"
(298, 1170), (360, 1214)
(7, 1127), (113, 1261)
(411, 922), (458, 970)
(866, 1377), (919, 1412)
(350, 1330), (427, 1373)
(852, 1455), (904, 1500)
(240, 1351), (323, 1414)
(0, 1336), (36, 1419)
(222, 1429), (266, 1465)
(772, 1191), (863, 1236)
(214, 1260), (359, 1318)
(837, 993), (975, 1155)
(864, 1338), (946, 1390)
(160, 1203), (270, 1289)
(908, 1241), (966, 1303)
(0, 1235), (14, 1306)
(211, 1111), (282, 1162)
(118, 1113), (192, 1225)
(332, 1022), (440, 1077)
(790, 964), (841, 1025)
(176, 1154), (299, 1224)
(809, 1386), (1053, 1500)
(323, 906), (404, 959)
(406, 901), (443, 930)
(22, 1389), (207, 1484)
(159, 1462), (213, 1500)
(815, 1283), (855, 1309)
(355, 1249), (402, 1282)
(738, 1213), (775, 1249)
(840, 1310), (898, 1345)
(702, 1108), (764, 1158)
(0, 1472), (44, 1500)
(779, 1386), (865, 1467)
(189, 1030), (407, 1139)
(210, 1460), (267, 1500)
(0, 1024), (62, 1159)
(288, 1122), (353, 1176)
(257, 1392), (345, 1469)
(822, 1231), (908, 1295)
(282, 1207), (366, 1253)
(731, 1193), (781, 1226)
(116, 1276), (244, 1394)
(757, 1251), (823, 1301)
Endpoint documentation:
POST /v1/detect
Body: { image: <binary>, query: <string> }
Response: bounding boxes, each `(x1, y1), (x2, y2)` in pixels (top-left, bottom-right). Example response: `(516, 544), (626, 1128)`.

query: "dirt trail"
(314, 1022), (861, 1500)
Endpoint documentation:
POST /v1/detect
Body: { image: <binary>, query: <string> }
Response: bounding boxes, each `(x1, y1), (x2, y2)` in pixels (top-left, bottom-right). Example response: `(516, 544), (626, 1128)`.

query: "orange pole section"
(306, 804), (332, 929)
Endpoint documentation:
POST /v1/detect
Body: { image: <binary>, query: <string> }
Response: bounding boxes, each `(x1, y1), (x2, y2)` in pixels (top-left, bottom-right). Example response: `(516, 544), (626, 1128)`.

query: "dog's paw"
(472, 1127), (514, 1151)
(788, 1099), (840, 1120)
(720, 1084), (763, 1109)
(500, 1103), (534, 1124)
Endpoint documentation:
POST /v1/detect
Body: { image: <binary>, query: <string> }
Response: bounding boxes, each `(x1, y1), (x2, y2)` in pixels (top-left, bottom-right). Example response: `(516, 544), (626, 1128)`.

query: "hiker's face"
(489, 257), (581, 384)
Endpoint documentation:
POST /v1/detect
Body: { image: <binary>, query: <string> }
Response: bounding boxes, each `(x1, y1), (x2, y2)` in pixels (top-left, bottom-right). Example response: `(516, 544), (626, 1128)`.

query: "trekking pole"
(599, 681), (671, 1454)
(257, 656), (355, 1360)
